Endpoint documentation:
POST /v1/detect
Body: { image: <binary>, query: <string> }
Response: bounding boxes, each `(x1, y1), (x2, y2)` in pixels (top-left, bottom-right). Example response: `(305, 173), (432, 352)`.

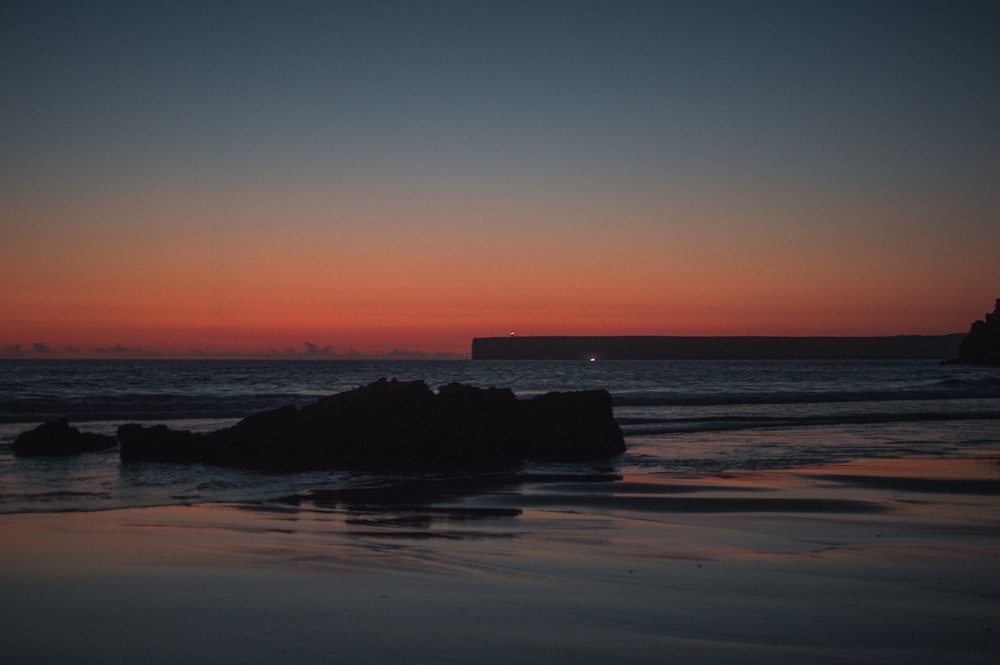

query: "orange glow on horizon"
(1, 295), (979, 358)
(2, 184), (993, 357)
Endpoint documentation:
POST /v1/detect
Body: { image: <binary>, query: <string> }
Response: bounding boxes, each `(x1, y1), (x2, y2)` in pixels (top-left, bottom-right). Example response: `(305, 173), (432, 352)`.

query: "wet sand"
(2, 456), (999, 664)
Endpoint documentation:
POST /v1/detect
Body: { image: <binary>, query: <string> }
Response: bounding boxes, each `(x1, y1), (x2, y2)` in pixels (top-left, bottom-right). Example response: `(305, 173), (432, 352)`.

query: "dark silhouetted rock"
(117, 423), (205, 463)
(118, 378), (625, 471)
(521, 389), (625, 462)
(203, 404), (301, 468)
(433, 382), (523, 468)
(13, 419), (116, 456)
(952, 299), (1000, 365)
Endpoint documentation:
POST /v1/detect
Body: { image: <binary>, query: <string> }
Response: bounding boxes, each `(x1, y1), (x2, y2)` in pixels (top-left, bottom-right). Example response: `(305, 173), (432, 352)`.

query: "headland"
(472, 334), (965, 361)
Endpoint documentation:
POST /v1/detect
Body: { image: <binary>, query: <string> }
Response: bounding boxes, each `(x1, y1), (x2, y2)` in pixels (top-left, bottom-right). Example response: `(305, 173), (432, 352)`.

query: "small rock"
(13, 419), (116, 456)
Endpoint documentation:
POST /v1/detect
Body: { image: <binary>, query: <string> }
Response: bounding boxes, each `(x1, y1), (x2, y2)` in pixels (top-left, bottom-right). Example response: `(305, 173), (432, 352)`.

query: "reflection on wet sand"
(2, 457), (999, 665)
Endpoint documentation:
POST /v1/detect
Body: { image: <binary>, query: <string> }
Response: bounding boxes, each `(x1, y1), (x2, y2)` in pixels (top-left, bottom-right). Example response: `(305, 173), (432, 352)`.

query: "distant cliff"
(471, 335), (965, 361)
(951, 299), (1000, 365)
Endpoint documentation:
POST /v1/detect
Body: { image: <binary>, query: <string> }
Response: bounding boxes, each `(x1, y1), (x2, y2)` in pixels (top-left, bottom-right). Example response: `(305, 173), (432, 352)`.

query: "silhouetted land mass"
(950, 299), (1000, 365)
(101, 379), (622, 470)
(472, 334), (965, 361)
(13, 419), (116, 456)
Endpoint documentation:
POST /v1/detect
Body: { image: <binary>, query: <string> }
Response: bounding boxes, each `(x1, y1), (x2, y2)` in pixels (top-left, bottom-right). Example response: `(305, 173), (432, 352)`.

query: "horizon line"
(2, 331), (968, 360)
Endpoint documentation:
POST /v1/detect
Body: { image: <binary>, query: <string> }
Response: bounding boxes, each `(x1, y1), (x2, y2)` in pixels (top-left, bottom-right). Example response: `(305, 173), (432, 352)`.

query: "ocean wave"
(4, 382), (999, 425)
(0, 392), (323, 424)
(611, 383), (1000, 408)
(935, 376), (1000, 389)
(619, 409), (1000, 435)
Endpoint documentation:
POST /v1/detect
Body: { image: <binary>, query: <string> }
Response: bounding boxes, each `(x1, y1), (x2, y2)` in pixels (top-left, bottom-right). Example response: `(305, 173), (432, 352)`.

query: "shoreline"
(2, 455), (999, 664)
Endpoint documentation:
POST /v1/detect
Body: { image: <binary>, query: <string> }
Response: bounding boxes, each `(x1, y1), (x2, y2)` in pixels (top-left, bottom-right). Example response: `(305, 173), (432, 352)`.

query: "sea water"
(1, 359), (998, 513)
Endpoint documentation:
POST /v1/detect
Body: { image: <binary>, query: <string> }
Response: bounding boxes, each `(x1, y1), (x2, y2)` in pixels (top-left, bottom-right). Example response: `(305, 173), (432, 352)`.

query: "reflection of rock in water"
(259, 471), (620, 541)
(952, 298), (1000, 365)
(113, 379), (625, 471)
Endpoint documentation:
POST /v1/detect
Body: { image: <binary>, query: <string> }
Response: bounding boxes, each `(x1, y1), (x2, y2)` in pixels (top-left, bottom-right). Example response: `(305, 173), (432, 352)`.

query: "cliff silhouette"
(472, 334), (965, 361)
(952, 299), (1000, 365)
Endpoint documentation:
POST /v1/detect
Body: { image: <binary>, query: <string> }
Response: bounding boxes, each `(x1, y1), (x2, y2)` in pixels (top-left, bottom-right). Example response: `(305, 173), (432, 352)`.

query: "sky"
(2, 0), (998, 357)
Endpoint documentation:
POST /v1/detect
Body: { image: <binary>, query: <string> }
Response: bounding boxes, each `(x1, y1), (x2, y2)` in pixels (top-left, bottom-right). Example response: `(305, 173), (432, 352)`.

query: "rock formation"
(952, 299), (1000, 365)
(117, 379), (625, 471)
(13, 419), (116, 456)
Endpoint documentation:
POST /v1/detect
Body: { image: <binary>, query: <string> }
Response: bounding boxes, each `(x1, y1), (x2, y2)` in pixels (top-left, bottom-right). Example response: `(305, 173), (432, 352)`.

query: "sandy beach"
(2, 456), (999, 664)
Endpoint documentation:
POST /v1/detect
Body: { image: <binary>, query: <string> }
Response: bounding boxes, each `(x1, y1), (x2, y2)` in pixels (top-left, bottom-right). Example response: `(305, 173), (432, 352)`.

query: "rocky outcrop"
(117, 379), (625, 471)
(117, 423), (206, 463)
(519, 389), (626, 461)
(13, 419), (116, 456)
(952, 299), (1000, 365)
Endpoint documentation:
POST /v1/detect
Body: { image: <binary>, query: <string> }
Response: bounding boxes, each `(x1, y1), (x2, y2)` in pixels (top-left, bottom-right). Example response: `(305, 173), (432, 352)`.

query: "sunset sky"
(2, 1), (998, 356)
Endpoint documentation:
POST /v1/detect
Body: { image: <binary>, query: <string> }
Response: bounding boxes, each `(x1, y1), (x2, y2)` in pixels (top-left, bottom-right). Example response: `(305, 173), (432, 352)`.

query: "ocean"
(2, 358), (999, 514)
